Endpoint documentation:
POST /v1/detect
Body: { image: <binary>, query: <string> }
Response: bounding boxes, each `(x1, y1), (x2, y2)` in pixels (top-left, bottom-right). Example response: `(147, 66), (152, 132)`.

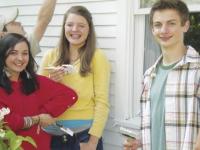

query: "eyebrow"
(65, 22), (87, 26)
(167, 19), (177, 22)
(153, 19), (177, 24)
(10, 49), (29, 52)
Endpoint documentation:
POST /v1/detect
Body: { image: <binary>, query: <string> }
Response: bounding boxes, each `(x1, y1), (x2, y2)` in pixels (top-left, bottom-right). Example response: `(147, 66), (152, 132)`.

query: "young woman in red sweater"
(0, 33), (78, 150)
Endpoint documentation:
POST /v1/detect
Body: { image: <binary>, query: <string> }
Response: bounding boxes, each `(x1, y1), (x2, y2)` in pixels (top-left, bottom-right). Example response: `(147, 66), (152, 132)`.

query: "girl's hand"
(47, 66), (65, 82)
(80, 142), (97, 150)
(80, 135), (98, 150)
(38, 114), (55, 127)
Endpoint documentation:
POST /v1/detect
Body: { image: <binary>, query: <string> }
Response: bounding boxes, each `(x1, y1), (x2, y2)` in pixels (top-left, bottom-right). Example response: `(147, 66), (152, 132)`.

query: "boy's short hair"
(150, 0), (189, 26)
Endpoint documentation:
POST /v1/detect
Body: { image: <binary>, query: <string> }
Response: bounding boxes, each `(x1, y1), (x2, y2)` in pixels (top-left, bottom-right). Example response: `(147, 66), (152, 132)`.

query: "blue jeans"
(51, 129), (103, 150)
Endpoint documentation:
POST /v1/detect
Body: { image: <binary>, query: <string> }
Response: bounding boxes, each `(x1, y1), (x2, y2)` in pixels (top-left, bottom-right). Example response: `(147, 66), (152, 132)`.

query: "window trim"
(134, 1), (200, 14)
(115, 0), (144, 128)
(115, 0), (135, 122)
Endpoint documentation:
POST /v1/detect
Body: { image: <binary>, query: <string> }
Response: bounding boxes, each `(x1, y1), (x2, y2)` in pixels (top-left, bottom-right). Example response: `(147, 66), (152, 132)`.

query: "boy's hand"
(195, 133), (200, 150)
(123, 138), (141, 150)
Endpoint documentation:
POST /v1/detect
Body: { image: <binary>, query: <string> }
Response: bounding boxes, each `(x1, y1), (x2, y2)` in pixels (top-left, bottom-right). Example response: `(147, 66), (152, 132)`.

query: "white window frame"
(115, 0), (200, 129)
(134, 0), (200, 14)
(115, 0), (144, 129)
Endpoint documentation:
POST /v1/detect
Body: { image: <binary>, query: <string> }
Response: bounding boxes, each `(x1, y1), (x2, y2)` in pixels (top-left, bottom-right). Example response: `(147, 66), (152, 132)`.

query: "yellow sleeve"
(38, 48), (58, 77)
(88, 49), (111, 137)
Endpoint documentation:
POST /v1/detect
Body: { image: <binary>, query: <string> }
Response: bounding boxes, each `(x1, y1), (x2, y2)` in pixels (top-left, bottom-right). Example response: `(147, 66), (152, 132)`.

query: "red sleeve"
(0, 102), (24, 132)
(37, 76), (78, 117)
(4, 111), (24, 132)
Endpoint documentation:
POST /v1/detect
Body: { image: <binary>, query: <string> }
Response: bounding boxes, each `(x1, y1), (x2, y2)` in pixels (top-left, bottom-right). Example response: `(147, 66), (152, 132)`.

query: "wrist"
(23, 116), (33, 129)
(88, 135), (99, 146)
(31, 115), (40, 125)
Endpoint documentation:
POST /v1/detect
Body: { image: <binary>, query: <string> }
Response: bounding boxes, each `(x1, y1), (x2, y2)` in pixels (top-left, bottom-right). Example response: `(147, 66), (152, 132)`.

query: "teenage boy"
(0, 0), (57, 57)
(124, 0), (200, 150)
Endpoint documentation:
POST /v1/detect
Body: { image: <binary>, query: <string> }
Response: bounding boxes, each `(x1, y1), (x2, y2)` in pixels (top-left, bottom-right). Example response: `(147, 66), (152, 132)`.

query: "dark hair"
(0, 33), (39, 95)
(150, 0), (189, 26)
(3, 26), (7, 32)
(55, 6), (96, 76)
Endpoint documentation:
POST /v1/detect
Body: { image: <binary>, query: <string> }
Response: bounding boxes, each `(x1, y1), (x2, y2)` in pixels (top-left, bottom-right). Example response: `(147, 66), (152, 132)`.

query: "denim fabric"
(51, 129), (103, 150)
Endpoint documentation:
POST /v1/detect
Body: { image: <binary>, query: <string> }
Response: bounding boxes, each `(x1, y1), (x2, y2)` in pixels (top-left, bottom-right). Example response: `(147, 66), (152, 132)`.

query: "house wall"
(0, 0), (126, 149)
(2, 1), (200, 149)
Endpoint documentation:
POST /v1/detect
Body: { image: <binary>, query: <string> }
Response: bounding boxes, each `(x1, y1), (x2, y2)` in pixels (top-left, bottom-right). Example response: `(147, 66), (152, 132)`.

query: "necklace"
(70, 56), (80, 64)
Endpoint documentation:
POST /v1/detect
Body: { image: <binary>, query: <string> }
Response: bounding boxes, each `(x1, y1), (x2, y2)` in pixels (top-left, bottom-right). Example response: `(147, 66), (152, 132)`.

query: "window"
(143, 15), (160, 72)
(140, 0), (200, 8)
(140, 0), (156, 8)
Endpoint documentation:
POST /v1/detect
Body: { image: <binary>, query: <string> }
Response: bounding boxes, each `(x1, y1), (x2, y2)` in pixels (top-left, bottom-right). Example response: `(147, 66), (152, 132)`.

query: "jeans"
(51, 129), (103, 150)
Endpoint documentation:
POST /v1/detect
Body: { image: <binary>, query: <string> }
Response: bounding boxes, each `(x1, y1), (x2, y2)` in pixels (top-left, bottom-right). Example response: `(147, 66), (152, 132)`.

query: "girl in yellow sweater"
(39, 6), (110, 150)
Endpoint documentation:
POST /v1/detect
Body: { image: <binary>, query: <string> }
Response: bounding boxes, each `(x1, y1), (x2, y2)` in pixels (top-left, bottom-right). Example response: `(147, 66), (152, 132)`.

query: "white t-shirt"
(26, 33), (41, 57)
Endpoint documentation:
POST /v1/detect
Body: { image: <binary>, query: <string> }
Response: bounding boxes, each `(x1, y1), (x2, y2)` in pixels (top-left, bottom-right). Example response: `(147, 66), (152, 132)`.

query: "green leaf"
(10, 137), (22, 150)
(4, 129), (17, 141)
(9, 135), (37, 150)
(21, 136), (37, 148)
(3, 129), (36, 150)
(0, 139), (8, 150)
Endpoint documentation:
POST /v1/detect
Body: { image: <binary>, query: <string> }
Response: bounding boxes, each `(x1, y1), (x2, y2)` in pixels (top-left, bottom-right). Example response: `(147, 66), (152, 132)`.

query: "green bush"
(185, 13), (200, 52)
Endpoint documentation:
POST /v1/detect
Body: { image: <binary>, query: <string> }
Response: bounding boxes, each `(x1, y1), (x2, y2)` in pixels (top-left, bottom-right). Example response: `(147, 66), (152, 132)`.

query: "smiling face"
(64, 13), (89, 49)
(5, 41), (29, 80)
(152, 9), (189, 49)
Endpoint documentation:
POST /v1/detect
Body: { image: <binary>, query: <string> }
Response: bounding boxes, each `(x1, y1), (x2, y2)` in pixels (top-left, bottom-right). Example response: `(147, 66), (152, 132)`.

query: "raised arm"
(33, 0), (57, 42)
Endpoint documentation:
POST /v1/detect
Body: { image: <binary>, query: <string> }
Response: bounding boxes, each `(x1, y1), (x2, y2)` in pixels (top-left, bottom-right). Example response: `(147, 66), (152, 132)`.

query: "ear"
(183, 20), (190, 33)
(152, 26), (155, 35)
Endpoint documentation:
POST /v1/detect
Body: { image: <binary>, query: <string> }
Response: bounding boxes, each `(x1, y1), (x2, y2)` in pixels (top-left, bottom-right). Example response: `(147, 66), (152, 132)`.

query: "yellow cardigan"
(38, 48), (110, 138)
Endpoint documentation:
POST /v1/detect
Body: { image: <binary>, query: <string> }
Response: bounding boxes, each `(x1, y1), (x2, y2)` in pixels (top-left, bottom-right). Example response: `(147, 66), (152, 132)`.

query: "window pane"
(140, 0), (156, 8)
(143, 15), (160, 72)
(140, 0), (200, 8)
(183, 0), (200, 5)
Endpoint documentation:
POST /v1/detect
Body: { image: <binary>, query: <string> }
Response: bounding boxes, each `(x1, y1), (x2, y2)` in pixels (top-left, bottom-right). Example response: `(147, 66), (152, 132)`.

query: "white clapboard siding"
(0, 0), (123, 149)
(17, 13), (117, 26)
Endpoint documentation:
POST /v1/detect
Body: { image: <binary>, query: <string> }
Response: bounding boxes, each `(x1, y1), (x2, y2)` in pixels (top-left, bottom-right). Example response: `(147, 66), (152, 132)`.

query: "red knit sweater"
(0, 75), (77, 150)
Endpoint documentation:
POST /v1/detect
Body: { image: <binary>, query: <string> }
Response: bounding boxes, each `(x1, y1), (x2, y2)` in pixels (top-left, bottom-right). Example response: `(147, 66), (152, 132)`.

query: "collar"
(144, 46), (200, 77)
